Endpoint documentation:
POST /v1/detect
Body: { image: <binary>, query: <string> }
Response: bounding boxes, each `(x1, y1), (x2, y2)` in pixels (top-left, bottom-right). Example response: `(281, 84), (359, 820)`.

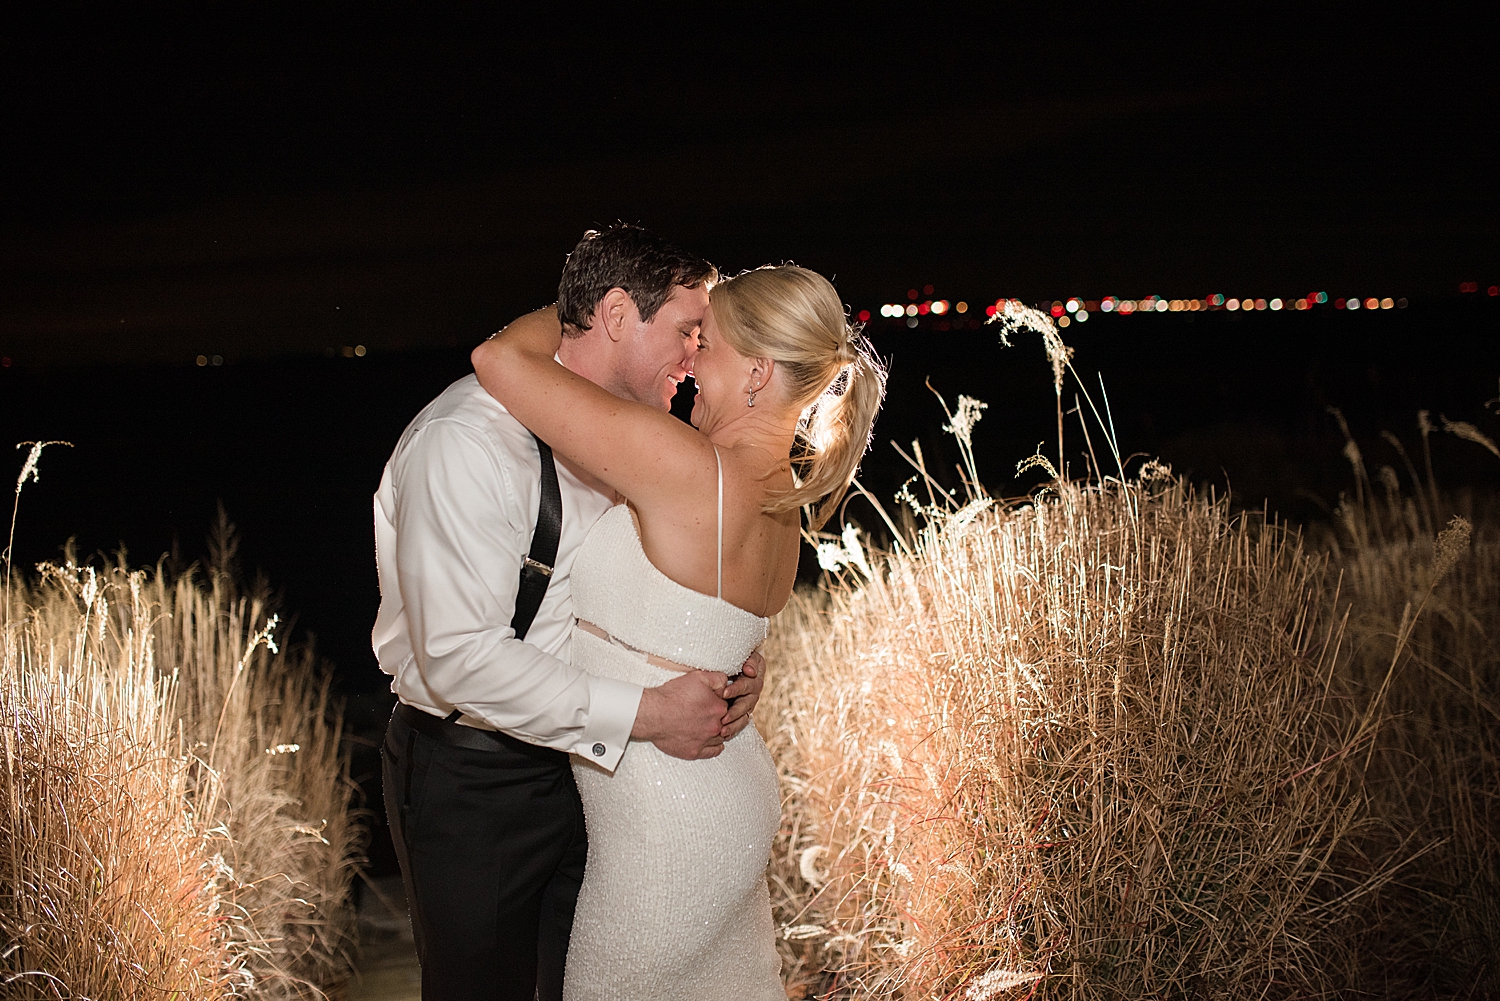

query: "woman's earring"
(747, 389), (757, 407)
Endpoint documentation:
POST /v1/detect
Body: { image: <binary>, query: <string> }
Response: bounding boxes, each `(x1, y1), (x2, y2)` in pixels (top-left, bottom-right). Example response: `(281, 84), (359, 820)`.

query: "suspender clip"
(523, 557), (554, 577)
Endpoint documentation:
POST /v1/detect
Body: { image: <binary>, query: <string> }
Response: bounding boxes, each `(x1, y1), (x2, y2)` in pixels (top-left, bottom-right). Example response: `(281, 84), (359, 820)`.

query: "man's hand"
(720, 649), (765, 738)
(632, 670), (730, 760)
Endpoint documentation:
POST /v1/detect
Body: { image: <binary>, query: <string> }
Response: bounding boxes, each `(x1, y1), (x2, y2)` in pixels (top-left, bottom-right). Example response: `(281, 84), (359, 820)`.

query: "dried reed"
(766, 475), (1393, 999)
(1323, 421), (1499, 998)
(2, 530), (360, 999)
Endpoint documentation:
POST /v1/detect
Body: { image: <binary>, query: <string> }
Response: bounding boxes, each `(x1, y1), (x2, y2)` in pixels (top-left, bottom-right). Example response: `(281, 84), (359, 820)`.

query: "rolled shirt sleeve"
(373, 413), (640, 772)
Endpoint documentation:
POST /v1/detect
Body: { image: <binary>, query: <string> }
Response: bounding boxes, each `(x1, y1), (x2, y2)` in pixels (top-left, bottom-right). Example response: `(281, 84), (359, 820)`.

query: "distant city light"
(923, 284), (934, 295)
(196, 355), (208, 366)
(865, 283), (1430, 329)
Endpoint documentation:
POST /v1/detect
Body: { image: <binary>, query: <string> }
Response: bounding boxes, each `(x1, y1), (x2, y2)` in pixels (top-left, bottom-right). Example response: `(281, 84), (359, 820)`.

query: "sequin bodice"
(570, 504), (768, 675)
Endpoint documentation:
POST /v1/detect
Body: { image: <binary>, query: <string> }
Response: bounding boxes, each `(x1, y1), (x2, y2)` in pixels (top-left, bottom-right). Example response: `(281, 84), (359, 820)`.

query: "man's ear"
(598, 288), (634, 343)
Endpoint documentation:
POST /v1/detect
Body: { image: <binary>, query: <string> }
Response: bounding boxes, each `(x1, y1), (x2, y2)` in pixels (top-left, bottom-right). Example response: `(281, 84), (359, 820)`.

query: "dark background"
(3, 14), (1498, 872)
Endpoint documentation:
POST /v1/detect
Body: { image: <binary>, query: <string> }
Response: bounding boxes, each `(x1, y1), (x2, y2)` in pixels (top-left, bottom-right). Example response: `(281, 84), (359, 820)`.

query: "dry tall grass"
(2, 530), (360, 999)
(762, 311), (1498, 999)
(1323, 427), (1499, 997)
(766, 476), (1397, 999)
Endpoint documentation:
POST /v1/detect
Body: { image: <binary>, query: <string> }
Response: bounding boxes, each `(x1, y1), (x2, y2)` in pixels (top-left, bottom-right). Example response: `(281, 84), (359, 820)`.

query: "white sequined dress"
(564, 500), (783, 1000)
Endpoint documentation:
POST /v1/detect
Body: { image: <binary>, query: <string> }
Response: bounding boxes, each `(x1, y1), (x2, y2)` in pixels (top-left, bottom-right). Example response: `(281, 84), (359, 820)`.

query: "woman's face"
(687, 303), (752, 432)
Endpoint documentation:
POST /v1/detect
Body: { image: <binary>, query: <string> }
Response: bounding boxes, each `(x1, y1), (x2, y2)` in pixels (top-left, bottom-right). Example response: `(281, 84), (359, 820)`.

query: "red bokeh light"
(857, 309), (870, 322)
(923, 284), (934, 295)
(908, 289), (919, 300)
(985, 305), (997, 317)
(918, 302), (930, 315)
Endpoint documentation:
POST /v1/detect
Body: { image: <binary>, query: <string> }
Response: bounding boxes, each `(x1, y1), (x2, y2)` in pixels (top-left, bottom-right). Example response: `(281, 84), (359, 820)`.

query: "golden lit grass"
(760, 316), (1498, 998)
(1, 538), (360, 999)
(766, 479), (1389, 998)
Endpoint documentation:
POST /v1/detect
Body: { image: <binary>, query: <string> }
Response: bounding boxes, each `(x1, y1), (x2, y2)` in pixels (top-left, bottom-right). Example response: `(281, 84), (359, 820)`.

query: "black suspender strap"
(511, 433), (562, 642)
(446, 432), (562, 723)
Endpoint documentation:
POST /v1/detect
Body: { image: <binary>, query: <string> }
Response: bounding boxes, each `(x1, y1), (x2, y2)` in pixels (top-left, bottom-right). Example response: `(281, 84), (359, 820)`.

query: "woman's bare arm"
(471, 307), (715, 507)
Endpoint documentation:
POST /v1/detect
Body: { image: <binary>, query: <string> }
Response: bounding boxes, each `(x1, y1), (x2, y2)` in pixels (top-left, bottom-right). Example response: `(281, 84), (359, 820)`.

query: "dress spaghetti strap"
(713, 446), (723, 600)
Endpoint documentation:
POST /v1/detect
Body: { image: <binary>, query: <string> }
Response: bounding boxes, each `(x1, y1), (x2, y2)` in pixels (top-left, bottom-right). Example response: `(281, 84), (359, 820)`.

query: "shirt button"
(592, 743), (607, 757)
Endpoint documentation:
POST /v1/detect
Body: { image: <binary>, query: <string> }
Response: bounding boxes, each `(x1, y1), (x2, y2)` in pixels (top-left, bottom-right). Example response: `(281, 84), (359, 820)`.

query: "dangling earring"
(746, 388), (757, 407)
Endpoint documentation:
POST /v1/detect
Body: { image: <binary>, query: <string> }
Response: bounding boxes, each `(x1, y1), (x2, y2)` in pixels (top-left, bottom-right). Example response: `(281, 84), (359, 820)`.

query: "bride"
(472, 264), (884, 998)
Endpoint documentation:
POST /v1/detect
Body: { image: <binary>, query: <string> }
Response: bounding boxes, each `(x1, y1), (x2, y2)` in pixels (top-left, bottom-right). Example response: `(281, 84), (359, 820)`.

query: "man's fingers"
(739, 650), (764, 678)
(696, 670), (730, 694)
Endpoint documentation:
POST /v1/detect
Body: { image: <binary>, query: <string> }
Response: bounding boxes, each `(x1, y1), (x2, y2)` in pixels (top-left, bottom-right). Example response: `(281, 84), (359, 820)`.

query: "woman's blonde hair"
(711, 265), (887, 530)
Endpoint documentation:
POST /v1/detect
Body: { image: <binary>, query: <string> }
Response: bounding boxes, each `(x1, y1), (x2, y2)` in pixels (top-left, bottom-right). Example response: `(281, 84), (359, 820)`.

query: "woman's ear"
(749, 357), (776, 393)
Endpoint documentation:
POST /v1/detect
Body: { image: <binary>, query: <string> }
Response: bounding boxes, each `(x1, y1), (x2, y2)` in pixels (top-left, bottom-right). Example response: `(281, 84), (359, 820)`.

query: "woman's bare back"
(630, 441), (801, 618)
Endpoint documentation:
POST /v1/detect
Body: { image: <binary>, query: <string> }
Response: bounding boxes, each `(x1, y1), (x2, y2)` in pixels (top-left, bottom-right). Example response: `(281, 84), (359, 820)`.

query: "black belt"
(395, 702), (566, 761)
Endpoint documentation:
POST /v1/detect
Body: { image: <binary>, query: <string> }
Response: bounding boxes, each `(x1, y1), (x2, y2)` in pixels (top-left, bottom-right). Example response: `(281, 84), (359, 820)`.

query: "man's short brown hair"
(557, 224), (716, 336)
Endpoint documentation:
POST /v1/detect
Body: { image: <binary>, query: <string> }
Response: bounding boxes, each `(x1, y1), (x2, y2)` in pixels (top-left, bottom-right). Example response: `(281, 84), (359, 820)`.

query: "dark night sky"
(3, 16), (1495, 365)
(3, 14), (1499, 705)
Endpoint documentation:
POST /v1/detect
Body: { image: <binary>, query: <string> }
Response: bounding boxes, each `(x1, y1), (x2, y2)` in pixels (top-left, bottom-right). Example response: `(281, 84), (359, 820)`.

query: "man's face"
(616, 284), (708, 410)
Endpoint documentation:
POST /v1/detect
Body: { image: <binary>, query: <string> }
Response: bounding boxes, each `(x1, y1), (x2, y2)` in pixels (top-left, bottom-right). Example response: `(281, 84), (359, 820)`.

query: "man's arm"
(382, 420), (730, 766)
(384, 420), (642, 768)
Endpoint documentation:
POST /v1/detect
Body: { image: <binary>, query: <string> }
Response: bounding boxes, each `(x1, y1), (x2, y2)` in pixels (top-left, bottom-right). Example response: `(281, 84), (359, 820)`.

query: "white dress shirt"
(372, 374), (641, 772)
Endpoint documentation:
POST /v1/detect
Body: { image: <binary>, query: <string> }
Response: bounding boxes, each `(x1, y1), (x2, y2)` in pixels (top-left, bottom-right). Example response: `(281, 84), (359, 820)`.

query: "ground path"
(346, 874), (420, 1001)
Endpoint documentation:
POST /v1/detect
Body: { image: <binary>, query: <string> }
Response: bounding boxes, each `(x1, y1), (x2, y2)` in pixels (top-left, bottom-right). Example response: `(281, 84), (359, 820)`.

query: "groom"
(373, 225), (764, 1000)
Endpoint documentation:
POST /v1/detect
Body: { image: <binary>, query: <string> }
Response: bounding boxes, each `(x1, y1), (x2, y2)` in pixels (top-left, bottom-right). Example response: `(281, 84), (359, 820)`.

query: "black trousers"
(382, 704), (587, 1001)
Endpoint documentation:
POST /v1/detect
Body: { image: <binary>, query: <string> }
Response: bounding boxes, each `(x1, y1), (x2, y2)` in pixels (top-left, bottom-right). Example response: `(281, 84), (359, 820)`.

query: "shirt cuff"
(576, 675), (642, 772)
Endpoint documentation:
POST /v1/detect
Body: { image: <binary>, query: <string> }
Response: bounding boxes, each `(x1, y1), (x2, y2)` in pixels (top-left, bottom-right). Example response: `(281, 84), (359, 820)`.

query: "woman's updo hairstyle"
(710, 265), (887, 530)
